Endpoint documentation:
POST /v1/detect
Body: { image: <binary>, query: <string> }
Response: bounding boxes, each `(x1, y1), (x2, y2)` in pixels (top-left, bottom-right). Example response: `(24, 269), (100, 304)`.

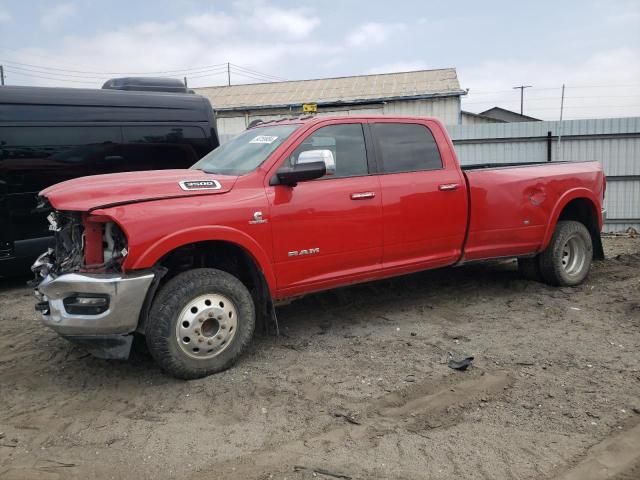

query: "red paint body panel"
(463, 162), (604, 261)
(41, 115), (606, 300)
(42, 169), (237, 211)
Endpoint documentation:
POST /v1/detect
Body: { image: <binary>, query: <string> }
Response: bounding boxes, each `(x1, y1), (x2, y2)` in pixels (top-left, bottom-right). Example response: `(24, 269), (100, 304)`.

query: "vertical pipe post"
(547, 131), (552, 162)
(557, 84), (566, 160)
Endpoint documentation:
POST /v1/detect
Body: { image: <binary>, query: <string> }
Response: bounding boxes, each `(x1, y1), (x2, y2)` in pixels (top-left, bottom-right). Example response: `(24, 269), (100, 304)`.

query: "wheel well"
(557, 198), (604, 260)
(137, 241), (272, 332)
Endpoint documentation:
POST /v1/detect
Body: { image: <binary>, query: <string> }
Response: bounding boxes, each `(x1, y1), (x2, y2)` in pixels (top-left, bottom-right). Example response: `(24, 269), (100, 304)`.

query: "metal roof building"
(461, 107), (542, 125)
(195, 68), (466, 142)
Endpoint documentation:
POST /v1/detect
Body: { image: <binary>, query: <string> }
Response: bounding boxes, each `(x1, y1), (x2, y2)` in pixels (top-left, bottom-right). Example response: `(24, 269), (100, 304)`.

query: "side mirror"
(297, 149), (336, 176)
(273, 149), (336, 186)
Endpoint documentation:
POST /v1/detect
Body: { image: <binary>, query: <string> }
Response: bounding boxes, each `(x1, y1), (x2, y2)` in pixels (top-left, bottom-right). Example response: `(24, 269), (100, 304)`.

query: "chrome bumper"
(34, 271), (154, 336)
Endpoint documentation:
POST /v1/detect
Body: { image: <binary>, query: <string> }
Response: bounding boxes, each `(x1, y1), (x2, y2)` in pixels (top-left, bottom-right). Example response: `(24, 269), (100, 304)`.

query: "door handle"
(350, 191), (376, 200)
(439, 183), (460, 191)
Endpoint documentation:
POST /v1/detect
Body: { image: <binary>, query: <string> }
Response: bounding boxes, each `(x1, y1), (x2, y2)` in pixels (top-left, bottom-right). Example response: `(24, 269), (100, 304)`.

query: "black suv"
(0, 84), (219, 276)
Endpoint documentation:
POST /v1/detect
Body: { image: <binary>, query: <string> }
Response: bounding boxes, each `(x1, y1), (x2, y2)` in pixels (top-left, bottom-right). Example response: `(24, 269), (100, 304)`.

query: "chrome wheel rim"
(561, 235), (586, 276)
(175, 294), (238, 359)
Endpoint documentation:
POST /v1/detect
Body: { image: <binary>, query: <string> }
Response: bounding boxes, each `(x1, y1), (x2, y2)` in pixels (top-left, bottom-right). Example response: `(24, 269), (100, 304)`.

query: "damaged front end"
(32, 198), (129, 281)
(32, 196), (154, 360)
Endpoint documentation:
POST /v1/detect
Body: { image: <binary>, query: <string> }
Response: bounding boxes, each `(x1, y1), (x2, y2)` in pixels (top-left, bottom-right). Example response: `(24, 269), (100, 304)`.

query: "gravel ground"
(0, 236), (639, 480)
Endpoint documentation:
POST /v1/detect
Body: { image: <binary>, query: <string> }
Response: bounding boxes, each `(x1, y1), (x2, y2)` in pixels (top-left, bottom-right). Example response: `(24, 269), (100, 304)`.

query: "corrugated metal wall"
(216, 96), (460, 143)
(447, 118), (640, 232)
(383, 97), (459, 125)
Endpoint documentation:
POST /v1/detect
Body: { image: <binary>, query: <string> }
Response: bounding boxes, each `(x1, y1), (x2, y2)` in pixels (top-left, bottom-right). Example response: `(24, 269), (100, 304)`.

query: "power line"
(462, 95), (640, 105)
(185, 64), (285, 84)
(2, 67), (98, 84)
(232, 70), (281, 83)
(0, 57), (286, 88)
(466, 84), (640, 96)
(0, 57), (285, 81)
(0, 57), (229, 75)
(230, 63), (286, 81)
(466, 104), (640, 112)
(2, 63), (117, 80)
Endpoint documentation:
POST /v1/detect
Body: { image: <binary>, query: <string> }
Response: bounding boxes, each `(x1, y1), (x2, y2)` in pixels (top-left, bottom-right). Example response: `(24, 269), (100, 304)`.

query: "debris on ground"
(332, 411), (361, 425)
(293, 465), (352, 479)
(448, 355), (475, 371)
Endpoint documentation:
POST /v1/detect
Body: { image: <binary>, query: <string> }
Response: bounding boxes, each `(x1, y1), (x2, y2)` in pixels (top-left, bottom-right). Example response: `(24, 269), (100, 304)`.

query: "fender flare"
(540, 188), (602, 251)
(127, 226), (276, 295)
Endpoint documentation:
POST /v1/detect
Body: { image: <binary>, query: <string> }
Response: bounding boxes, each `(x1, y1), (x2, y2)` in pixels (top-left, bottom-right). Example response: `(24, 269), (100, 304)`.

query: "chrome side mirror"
(297, 149), (336, 176)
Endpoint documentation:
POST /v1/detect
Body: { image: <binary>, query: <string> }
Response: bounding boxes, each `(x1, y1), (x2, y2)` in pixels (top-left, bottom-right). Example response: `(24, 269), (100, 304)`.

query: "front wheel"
(146, 268), (255, 379)
(539, 221), (593, 286)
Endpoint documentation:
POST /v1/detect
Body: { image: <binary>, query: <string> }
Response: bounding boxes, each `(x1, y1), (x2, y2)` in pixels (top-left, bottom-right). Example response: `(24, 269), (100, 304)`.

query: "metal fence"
(447, 117), (640, 233)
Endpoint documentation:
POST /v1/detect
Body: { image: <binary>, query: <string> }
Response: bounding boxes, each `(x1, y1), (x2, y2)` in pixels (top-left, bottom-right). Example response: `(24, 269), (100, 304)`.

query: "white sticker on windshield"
(250, 135), (278, 144)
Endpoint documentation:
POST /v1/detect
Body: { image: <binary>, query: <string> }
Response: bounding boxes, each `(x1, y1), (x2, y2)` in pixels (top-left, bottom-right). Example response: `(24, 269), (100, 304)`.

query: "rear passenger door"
(371, 121), (468, 269)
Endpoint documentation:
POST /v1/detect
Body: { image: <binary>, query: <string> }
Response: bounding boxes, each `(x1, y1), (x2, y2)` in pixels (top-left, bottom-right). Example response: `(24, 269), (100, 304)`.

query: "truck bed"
(461, 160), (605, 262)
(461, 160), (571, 170)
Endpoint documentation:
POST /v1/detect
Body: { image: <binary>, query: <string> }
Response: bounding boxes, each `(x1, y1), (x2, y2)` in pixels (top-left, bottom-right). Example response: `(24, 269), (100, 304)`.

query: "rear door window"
(372, 123), (443, 174)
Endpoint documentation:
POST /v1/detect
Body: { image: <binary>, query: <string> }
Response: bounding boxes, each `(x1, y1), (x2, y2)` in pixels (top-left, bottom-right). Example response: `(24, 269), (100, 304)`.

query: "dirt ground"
(1, 236), (639, 480)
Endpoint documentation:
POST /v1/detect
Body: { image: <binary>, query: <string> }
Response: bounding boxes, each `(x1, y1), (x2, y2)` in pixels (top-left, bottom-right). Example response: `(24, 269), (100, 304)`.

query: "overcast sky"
(0, 0), (639, 120)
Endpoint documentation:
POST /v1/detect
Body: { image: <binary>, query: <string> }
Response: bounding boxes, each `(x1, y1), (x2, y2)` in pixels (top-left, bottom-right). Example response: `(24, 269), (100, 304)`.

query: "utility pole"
(227, 62), (231, 86)
(0, 65), (4, 86)
(557, 84), (566, 160)
(184, 76), (188, 88)
(513, 85), (532, 115)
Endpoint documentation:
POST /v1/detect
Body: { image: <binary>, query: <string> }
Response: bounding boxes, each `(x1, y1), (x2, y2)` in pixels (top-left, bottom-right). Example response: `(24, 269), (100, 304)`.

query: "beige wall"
(216, 96), (460, 143)
(383, 97), (459, 125)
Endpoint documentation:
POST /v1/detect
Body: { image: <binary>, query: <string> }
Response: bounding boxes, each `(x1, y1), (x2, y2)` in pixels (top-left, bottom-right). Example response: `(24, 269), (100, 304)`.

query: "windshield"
(192, 124), (299, 175)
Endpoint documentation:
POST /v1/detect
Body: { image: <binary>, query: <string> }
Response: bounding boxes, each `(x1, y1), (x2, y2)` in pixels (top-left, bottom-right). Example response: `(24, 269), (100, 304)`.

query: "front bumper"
(34, 271), (154, 356)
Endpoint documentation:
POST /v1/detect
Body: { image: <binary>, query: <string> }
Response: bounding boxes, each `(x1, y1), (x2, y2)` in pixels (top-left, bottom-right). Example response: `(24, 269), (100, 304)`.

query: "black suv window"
(372, 123), (442, 174)
(0, 126), (121, 193)
(123, 125), (210, 159)
(290, 124), (368, 178)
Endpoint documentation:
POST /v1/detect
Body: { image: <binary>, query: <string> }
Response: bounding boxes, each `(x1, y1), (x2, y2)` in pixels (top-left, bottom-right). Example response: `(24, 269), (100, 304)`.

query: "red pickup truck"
(32, 116), (606, 378)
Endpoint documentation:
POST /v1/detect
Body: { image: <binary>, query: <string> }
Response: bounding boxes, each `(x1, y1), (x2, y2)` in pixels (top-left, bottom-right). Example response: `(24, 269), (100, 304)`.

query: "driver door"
(267, 122), (382, 296)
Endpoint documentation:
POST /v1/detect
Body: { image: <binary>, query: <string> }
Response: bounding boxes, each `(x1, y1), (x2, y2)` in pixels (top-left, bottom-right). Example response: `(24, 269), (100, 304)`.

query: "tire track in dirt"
(553, 422), (640, 480)
(203, 370), (513, 479)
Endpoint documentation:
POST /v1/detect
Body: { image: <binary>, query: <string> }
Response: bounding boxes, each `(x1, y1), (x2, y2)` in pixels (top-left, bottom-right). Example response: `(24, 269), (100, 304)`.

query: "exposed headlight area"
(31, 196), (128, 279)
(81, 215), (129, 273)
(103, 221), (128, 268)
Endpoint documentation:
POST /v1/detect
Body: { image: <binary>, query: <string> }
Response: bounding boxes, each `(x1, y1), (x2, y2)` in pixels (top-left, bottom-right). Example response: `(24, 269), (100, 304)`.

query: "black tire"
(146, 268), (255, 379)
(518, 256), (542, 282)
(539, 221), (593, 286)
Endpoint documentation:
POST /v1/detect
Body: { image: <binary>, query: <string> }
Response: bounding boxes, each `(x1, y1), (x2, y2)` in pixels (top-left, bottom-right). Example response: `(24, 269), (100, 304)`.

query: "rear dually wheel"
(538, 220), (593, 286)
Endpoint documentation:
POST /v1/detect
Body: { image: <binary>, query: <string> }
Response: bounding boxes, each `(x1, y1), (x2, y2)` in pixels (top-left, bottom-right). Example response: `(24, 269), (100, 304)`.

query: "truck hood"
(41, 169), (238, 211)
